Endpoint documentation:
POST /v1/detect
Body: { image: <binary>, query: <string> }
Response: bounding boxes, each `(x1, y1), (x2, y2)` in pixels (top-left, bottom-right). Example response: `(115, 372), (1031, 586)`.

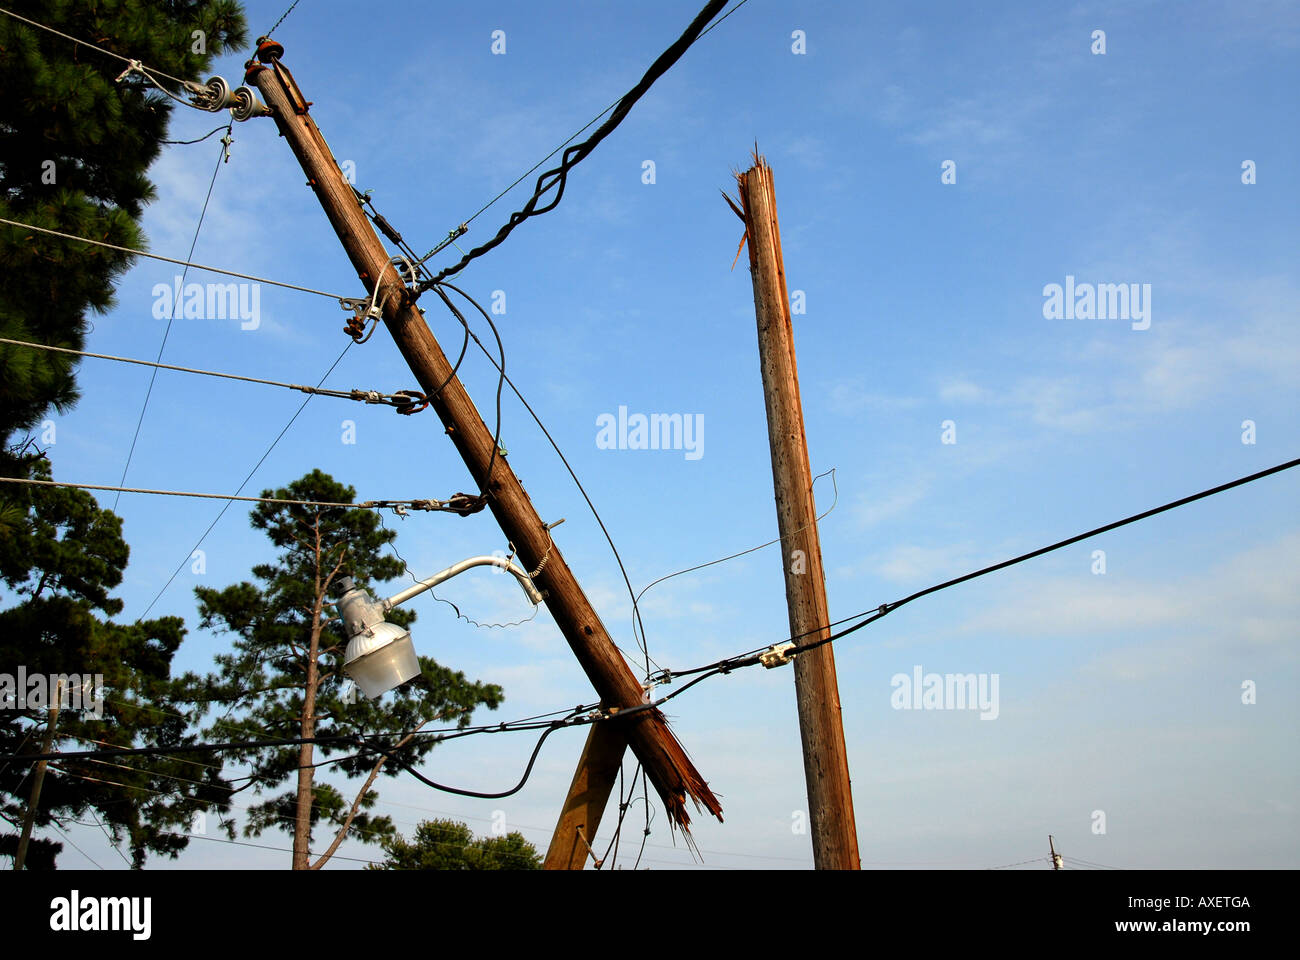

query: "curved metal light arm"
(383, 556), (543, 610)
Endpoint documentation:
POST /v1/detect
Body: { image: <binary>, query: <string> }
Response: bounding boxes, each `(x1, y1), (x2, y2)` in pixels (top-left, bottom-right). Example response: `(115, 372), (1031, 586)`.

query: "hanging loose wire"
(416, 0), (730, 287)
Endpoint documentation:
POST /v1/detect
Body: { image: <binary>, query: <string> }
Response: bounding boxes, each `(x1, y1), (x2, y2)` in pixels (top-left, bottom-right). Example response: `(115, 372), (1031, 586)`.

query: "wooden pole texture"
(736, 155), (860, 869)
(542, 723), (627, 869)
(247, 43), (720, 832)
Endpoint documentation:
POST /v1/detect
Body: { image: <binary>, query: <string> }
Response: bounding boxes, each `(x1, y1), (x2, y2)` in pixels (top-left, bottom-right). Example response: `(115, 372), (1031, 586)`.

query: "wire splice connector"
(759, 642), (797, 669)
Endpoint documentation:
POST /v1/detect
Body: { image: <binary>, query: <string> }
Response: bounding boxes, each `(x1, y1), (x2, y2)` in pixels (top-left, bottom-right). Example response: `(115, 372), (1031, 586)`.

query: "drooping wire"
(379, 721), (568, 800)
(630, 467), (838, 659)
(161, 124), (230, 146)
(377, 512), (540, 630)
(432, 281), (659, 674)
(615, 455), (1300, 716)
(428, 283), (506, 501)
(416, 0), (730, 288)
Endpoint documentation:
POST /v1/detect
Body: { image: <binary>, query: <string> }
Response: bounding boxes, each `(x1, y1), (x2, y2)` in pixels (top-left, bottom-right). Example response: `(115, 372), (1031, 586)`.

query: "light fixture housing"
(343, 621), (419, 699)
(334, 558), (544, 699)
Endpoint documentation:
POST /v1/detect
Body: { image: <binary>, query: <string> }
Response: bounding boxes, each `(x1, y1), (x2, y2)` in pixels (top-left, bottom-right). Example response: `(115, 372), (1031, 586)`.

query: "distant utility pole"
(244, 41), (719, 841)
(1049, 835), (1063, 870)
(733, 155), (860, 870)
(13, 679), (62, 870)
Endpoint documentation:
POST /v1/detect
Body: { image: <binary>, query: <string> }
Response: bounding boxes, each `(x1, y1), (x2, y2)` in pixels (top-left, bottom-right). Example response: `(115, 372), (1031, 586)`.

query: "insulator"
(229, 86), (271, 122)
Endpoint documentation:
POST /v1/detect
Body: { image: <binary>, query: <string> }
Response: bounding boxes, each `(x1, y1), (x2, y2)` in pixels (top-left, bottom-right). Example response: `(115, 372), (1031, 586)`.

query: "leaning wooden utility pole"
(733, 155), (860, 869)
(245, 41), (719, 839)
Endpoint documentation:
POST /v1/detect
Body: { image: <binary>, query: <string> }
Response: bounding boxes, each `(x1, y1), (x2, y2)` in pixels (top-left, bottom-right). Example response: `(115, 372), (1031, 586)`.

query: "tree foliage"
(368, 818), (542, 871)
(0, 458), (234, 868)
(0, 0), (247, 461)
(183, 470), (504, 868)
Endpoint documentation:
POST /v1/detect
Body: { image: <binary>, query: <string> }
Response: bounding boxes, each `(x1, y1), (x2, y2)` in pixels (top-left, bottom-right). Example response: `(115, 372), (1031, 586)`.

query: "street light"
(334, 556), (544, 699)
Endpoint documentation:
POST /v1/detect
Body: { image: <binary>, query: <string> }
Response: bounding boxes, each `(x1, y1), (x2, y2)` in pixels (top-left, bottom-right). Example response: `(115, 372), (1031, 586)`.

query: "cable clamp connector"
(339, 291), (386, 343)
(644, 668), (673, 688)
(114, 60), (145, 83)
(759, 642), (798, 669)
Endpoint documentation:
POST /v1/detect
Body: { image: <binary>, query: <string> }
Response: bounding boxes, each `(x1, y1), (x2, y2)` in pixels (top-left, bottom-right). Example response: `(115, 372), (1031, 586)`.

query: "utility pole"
(542, 723), (627, 869)
(733, 155), (860, 869)
(1049, 835), (1063, 870)
(14, 679), (62, 870)
(245, 41), (719, 836)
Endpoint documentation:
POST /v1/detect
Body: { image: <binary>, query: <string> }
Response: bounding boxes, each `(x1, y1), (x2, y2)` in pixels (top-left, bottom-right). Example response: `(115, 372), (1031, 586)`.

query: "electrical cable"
(434, 281), (660, 673)
(378, 512), (540, 630)
(381, 720), (566, 800)
(417, 0), (729, 287)
(429, 283), (506, 501)
(0, 336), (427, 409)
(0, 475), (447, 511)
(262, 1), (302, 41)
(134, 342), (351, 620)
(0, 5), (189, 86)
(0, 216), (345, 300)
(613, 455), (1300, 716)
(161, 124), (230, 145)
(630, 467), (838, 658)
(122, 130), (230, 510)
(48, 820), (105, 870)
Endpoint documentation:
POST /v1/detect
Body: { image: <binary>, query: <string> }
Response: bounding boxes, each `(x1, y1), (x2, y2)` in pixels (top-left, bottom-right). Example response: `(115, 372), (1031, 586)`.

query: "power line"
(0, 336), (427, 410)
(417, 0), (730, 287)
(115, 132), (229, 509)
(434, 281), (661, 673)
(0, 474), (456, 512)
(48, 820), (105, 870)
(262, 0), (303, 42)
(0, 5), (189, 86)
(0, 216), (346, 300)
(990, 856), (1050, 870)
(135, 343), (352, 621)
(631, 467), (838, 655)
(617, 455), (1300, 715)
(2, 702), (600, 765)
(160, 124), (230, 146)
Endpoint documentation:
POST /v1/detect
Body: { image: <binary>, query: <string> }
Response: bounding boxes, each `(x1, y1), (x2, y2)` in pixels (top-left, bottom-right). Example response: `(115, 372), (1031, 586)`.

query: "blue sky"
(26, 0), (1300, 869)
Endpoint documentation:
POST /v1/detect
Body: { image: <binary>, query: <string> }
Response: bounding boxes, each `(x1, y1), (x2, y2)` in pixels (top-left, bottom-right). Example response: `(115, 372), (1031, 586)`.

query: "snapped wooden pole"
(542, 723), (627, 869)
(734, 155), (860, 869)
(246, 42), (719, 833)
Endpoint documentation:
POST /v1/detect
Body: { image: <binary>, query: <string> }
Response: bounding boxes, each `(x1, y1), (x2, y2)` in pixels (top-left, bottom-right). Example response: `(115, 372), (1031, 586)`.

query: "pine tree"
(0, 458), (235, 869)
(0, 0), (247, 465)
(368, 818), (543, 871)
(185, 470), (505, 869)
